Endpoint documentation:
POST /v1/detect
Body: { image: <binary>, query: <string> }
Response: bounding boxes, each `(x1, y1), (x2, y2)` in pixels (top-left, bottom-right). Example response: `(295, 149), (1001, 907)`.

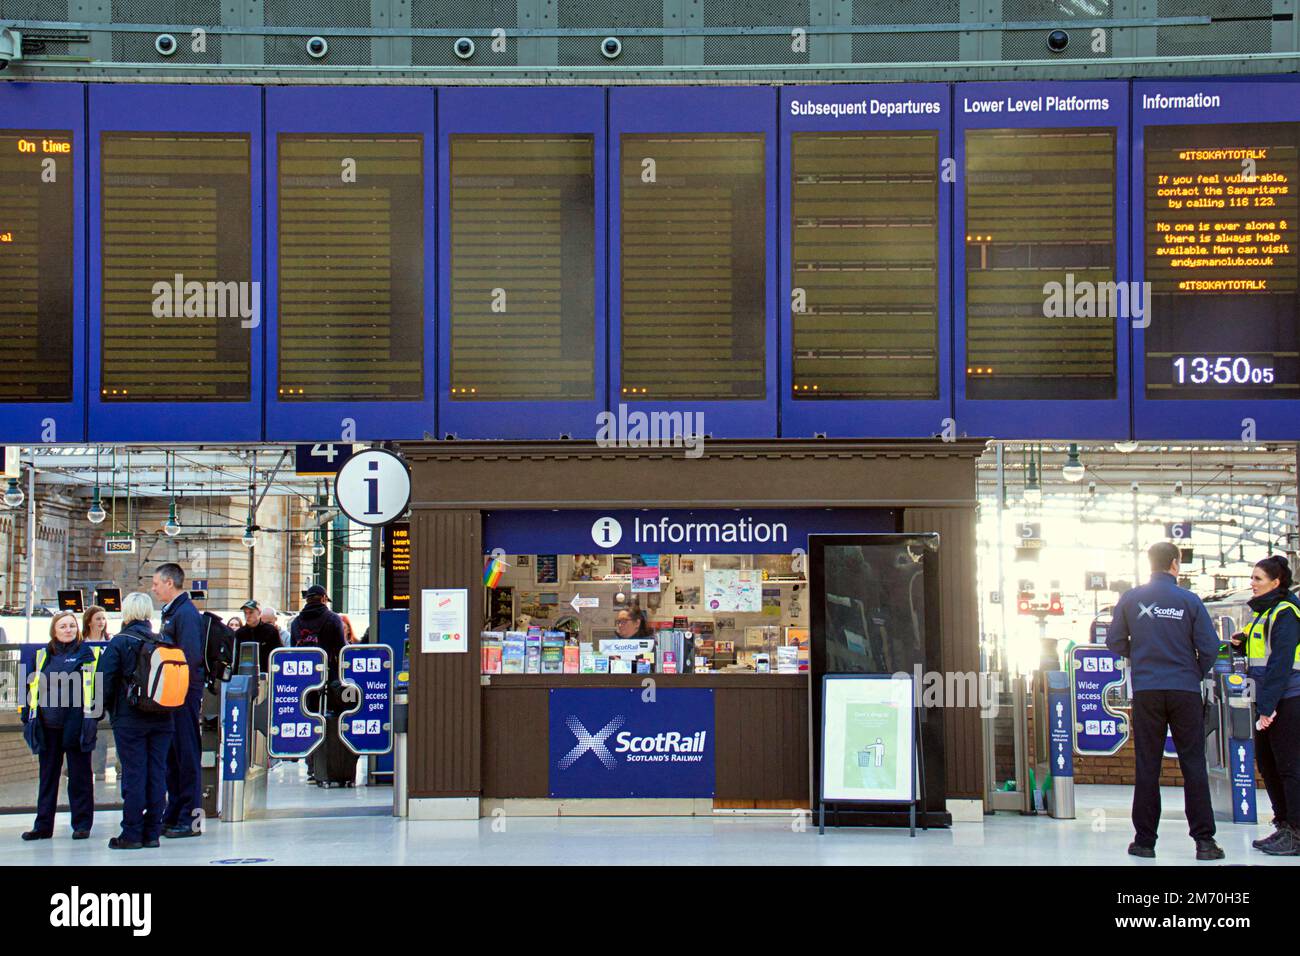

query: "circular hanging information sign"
(334, 448), (411, 527)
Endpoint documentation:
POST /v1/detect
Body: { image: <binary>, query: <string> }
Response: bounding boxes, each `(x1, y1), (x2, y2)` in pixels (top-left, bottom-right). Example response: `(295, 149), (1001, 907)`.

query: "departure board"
(278, 134), (424, 402)
(965, 128), (1117, 400)
(449, 134), (595, 402)
(1143, 123), (1300, 400)
(0, 131), (74, 403)
(620, 133), (766, 400)
(791, 130), (939, 400)
(100, 132), (251, 402)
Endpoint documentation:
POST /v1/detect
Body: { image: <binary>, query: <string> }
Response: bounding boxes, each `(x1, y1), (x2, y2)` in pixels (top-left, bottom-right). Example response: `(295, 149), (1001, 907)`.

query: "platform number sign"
(295, 443), (358, 477)
(1165, 522), (1193, 540)
(334, 448), (411, 527)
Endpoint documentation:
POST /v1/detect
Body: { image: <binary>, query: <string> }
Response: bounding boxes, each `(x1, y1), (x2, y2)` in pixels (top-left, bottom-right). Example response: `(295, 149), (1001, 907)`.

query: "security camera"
(0, 27), (23, 67)
(454, 37), (475, 59)
(155, 33), (177, 56)
(1046, 29), (1069, 53)
(307, 35), (328, 58)
(601, 36), (622, 59)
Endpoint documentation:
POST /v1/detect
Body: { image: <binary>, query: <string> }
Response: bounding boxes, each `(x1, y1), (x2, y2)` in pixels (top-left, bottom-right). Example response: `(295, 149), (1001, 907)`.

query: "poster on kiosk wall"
(421, 588), (468, 653)
(821, 674), (916, 804)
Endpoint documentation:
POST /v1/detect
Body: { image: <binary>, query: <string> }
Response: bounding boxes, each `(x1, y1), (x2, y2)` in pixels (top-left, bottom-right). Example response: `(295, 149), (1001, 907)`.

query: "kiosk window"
(0, 130), (74, 403)
(1143, 122), (1300, 400)
(100, 132), (252, 402)
(278, 134), (424, 402)
(449, 134), (596, 402)
(964, 127), (1117, 400)
(791, 130), (939, 400)
(620, 133), (766, 401)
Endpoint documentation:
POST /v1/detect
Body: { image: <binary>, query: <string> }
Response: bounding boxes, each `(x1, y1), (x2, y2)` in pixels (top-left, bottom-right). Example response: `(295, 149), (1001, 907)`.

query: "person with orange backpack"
(97, 590), (187, 849)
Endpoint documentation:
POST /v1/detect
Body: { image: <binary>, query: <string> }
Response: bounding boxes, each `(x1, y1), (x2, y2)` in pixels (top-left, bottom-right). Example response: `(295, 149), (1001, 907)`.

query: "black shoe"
(71, 830), (90, 840)
(162, 826), (198, 839)
(1196, 839), (1226, 861)
(1253, 826), (1288, 850)
(108, 837), (142, 850)
(142, 839), (161, 848)
(1127, 841), (1156, 858)
(1262, 825), (1300, 857)
(20, 830), (52, 842)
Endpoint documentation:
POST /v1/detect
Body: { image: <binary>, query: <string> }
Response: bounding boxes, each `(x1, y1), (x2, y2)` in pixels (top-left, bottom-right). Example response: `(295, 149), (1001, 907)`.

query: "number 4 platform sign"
(267, 647), (327, 759)
(339, 644), (393, 755)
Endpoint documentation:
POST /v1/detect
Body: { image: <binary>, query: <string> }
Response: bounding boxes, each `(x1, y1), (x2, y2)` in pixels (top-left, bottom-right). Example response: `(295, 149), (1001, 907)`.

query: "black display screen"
(0, 130), (74, 403)
(1143, 122), (1300, 400)
(965, 128), (1118, 400)
(791, 130), (939, 401)
(100, 132), (252, 402)
(278, 134), (424, 402)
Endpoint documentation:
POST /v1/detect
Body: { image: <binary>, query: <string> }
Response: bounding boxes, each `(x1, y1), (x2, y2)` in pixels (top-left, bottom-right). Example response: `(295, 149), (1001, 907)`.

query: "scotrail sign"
(548, 688), (715, 798)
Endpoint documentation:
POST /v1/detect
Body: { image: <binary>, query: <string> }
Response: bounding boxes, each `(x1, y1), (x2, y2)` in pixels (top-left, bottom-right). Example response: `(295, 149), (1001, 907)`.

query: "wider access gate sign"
(548, 688), (715, 798)
(1070, 644), (1129, 756)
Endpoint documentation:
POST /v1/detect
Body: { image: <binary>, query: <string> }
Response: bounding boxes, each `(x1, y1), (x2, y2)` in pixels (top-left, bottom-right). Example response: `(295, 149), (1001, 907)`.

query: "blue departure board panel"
(438, 88), (607, 439)
(955, 82), (1131, 439)
(780, 85), (951, 438)
(1133, 81), (1300, 440)
(88, 85), (263, 442)
(265, 88), (436, 441)
(0, 83), (85, 443)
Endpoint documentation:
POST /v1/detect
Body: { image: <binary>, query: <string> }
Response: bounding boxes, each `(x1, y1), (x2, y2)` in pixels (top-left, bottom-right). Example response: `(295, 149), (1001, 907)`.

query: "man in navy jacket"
(1107, 541), (1223, 860)
(151, 562), (206, 838)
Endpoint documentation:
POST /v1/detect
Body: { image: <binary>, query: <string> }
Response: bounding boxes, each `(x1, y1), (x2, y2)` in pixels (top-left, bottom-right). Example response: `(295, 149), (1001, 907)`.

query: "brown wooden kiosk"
(400, 439), (985, 820)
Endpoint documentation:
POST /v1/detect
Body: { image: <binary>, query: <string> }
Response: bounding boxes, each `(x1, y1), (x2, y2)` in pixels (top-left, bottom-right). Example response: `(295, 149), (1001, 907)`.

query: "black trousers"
(33, 731), (94, 835)
(1131, 689), (1215, 846)
(162, 692), (203, 830)
(1255, 696), (1300, 826)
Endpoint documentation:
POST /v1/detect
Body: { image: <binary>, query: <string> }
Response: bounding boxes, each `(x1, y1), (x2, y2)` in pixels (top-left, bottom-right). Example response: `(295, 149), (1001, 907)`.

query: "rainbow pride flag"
(483, 554), (506, 588)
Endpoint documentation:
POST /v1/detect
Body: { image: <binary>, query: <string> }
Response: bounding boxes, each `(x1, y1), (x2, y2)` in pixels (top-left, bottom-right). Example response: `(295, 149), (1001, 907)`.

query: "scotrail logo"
(1138, 602), (1185, 621)
(558, 715), (626, 770)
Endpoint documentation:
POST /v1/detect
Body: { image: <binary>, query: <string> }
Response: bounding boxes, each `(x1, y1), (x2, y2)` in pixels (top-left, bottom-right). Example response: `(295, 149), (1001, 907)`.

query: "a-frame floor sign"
(817, 673), (927, 837)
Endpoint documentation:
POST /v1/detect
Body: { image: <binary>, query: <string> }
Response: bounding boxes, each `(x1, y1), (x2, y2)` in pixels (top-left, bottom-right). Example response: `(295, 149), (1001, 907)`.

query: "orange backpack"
(127, 635), (190, 712)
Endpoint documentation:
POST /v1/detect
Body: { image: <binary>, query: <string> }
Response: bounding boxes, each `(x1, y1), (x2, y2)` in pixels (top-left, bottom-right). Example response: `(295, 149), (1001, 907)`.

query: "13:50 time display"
(1173, 356), (1276, 386)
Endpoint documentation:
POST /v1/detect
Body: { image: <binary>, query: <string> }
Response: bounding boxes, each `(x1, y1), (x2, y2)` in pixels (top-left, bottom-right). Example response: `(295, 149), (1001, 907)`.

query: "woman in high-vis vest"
(21, 610), (101, 841)
(1233, 555), (1300, 855)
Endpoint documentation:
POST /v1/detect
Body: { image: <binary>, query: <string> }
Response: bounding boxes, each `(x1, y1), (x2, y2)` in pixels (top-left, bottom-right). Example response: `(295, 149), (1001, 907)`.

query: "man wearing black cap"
(235, 600), (283, 673)
(290, 585), (347, 682)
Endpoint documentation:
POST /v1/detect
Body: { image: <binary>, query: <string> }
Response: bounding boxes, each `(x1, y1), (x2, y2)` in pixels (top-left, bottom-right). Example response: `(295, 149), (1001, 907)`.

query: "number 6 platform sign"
(334, 448), (411, 527)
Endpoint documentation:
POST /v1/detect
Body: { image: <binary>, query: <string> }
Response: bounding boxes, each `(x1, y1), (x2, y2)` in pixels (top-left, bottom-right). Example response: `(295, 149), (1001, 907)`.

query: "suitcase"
(311, 713), (358, 788)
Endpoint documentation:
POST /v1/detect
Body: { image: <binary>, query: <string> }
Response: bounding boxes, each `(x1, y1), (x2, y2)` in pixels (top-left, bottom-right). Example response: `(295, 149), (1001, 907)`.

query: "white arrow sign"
(570, 593), (600, 612)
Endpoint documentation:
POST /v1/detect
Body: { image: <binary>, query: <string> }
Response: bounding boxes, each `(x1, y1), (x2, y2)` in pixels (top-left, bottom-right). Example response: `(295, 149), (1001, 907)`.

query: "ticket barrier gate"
(218, 645), (270, 822)
(1205, 668), (1258, 825)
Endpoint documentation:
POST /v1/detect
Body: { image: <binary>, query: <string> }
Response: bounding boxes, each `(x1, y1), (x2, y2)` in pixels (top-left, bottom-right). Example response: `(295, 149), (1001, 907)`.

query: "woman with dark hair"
(1234, 554), (1300, 855)
(614, 603), (652, 639)
(82, 605), (109, 642)
(21, 610), (100, 841)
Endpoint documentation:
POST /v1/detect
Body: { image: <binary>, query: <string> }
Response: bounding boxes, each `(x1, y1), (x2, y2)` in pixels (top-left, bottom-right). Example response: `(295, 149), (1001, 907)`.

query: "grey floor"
(0, 781), (1291, 865)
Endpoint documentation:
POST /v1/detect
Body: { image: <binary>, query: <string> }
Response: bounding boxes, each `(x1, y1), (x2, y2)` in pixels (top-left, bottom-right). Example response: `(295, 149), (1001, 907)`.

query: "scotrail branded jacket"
(1241, 587), (1300, 716)
(160, 590), (205, 694)
(22, 642), (101, 754)
(1106, 571), (1218, 693)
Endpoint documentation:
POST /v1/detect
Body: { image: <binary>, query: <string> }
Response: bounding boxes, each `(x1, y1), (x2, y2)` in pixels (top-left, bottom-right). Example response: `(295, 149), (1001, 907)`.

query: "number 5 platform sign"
(339, 643), (393, 755)
(334, 448), (411, 527)
(267, 647), (327, 759)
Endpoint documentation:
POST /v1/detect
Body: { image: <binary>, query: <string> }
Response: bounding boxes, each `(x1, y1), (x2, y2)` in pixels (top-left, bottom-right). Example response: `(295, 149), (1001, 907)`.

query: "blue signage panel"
(267, 646), (327, 759)
(1133, 80), (1300, 440)
(1230, 735), (1258, 824)
(484, 507), (896, 556)
(221, 675), (252, 782)
(954, 81), (1131, 439)
(1046, 673), (1073, 778)
(548, 688), (715, 798)
(778, 84), (953, 438)
(339, 643), (393, 755)
(293, 443), (357, 477)
(1070, 644), (1129, 756)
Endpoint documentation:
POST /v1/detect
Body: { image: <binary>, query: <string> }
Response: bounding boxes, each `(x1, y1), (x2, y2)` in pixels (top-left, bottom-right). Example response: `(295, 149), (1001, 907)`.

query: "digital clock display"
(1144, 122), (1300, 400)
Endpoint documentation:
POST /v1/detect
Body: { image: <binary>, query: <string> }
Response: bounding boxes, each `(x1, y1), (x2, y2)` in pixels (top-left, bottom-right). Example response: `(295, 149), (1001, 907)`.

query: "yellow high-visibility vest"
(1244, 601), (1300, 670)
(26, 646), (101, 718)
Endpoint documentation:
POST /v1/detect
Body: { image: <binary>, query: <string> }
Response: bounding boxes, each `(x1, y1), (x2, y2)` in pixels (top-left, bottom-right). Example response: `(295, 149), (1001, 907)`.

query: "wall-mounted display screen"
(100, 132), (252, 402)
(620, 132), (766, 401)
(277, 134), (424, 402)
(0, 130), (74, 403)
(449, 133), (595, 402)
(1143, 122), (1299, 401)
(790, 130), (939, 401)
(964, 127), (1117, 400)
